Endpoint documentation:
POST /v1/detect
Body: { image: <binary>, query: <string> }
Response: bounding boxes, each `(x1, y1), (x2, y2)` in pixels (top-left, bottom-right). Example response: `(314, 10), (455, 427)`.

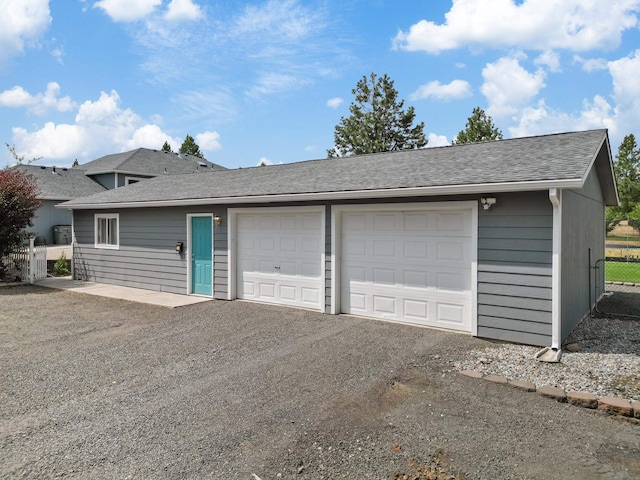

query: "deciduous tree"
(0, 168), (41, 280)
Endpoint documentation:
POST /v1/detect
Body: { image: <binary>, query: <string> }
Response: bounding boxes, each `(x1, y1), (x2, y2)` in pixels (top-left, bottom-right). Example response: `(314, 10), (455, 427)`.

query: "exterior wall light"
(213, 214), (222, 227)
(480, 197), (497, 210)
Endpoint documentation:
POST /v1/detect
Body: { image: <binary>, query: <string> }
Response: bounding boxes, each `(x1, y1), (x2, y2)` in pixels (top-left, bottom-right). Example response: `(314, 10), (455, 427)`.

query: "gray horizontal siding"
(477, 326), (550, 346)
(477, 191), (553, 346)
(74, 245), (187, 294)
(72, 207), (225, 296)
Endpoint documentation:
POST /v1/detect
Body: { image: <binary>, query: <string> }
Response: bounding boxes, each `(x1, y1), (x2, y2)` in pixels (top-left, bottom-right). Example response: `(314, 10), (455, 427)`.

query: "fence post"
(29, 236), (35, 284)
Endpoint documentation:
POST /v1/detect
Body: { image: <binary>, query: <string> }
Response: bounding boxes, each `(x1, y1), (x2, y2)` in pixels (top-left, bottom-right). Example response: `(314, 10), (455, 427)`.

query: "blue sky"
(1, 0), (639, 169)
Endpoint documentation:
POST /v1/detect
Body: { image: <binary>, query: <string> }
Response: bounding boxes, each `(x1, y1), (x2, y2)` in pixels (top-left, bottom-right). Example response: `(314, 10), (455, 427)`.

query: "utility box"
(53, 225), (72, 245)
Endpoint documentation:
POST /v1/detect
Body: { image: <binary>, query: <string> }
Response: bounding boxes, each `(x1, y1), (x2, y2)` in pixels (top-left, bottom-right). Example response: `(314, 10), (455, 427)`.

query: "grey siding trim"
(213, 209), (228, 300)
(477, 191), (553, 346)
(324, 206), (332, 314)
(560, 168), (605, 340)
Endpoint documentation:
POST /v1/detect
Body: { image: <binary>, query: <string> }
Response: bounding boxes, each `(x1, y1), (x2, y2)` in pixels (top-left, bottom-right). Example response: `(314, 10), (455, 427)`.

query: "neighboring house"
(14, 148), (226, 244)
(72, 148), (227, 189)
(12, 165), (106, 244)
(60, 130), (617, 348)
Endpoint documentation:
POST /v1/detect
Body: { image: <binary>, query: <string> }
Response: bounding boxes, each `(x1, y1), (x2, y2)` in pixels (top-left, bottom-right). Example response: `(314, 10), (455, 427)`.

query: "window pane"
(98, 218), (107, 244)
(108, 218), (117, 245)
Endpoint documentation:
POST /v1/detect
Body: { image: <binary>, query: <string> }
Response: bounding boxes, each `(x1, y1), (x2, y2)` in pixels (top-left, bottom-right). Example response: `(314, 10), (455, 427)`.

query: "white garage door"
(340, 206), (473, 332)
(236, 209), (324, 310)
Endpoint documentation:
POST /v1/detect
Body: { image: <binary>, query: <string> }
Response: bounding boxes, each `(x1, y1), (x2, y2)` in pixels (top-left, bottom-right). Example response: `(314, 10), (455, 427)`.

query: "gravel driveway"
(1, 285), (639, 479)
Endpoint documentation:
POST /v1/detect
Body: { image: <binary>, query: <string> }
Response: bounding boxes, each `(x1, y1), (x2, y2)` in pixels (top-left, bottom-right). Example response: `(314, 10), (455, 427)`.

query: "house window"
(95, 214), (119, 249)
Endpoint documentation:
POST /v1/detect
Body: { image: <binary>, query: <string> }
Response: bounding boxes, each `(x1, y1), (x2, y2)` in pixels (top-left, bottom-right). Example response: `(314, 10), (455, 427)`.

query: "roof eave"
(58, 178), (583, 210)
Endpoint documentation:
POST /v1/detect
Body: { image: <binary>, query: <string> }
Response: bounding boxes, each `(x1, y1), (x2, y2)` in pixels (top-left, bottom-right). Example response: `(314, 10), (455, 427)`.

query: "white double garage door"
(233, 203), (475, 332)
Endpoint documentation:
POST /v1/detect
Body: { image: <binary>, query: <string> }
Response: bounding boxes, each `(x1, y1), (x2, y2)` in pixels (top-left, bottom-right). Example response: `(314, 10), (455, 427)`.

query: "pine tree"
(179, 135), (203, 158)
(452, 107), (503, 145)
(328, 73), (427, 157)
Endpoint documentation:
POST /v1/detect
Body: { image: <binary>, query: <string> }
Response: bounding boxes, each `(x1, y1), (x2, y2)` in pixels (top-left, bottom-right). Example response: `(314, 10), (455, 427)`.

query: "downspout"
(536, 188), (563, 362)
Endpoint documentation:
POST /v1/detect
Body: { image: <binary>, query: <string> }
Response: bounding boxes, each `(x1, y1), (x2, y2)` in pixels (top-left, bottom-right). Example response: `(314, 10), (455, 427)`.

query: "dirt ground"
(1, 285), (639, 479)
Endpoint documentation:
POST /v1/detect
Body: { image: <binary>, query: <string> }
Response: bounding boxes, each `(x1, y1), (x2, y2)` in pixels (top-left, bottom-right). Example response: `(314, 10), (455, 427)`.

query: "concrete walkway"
(36, 276), (213, 308)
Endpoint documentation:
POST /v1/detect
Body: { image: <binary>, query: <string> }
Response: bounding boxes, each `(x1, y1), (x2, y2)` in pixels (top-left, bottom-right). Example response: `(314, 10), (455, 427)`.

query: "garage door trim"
(228, 206), (326, 311)
(331, 202), (478, 334)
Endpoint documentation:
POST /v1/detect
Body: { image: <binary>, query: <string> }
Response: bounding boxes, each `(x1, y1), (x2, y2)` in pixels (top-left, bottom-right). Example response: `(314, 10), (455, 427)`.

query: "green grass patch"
(606, 261), (640, 283)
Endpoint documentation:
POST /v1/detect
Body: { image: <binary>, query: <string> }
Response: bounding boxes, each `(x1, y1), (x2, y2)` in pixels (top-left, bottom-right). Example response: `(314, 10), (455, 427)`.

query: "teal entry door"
(191, 216), (213, 295)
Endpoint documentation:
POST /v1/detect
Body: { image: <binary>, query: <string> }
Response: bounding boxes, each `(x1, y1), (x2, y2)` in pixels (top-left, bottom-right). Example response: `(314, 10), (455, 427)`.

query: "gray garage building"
(60, 129), (618, 347)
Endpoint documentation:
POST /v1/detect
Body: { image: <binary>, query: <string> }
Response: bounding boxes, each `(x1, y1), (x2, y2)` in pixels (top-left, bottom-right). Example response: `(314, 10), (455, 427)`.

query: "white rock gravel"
(451, 315), (640, 400)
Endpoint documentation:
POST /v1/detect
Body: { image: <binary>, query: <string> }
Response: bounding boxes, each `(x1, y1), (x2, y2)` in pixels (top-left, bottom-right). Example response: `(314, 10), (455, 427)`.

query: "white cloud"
(257, 157), (272, 166)
(410, 79), (472, 101)
(233, 0), (322, 41)
(326, 97), (343, 109)
(10, 89), (177, 164)
(608, 49), (640, 139)
(94, 0), (161, 22)
(426, 133), (450, 147)
(534, 50), (561, 72)
(0, 82), (76, 115)
(246, 72), (308, 98)
(165, 0), (203, 21)
(393, 0), (640, 54)
(195, 131), (222, 152)
(481, 57), (546, 117)
(509, 96), (615, 139)
(0, 0), (51, 69)
(574, 55), (608, 72)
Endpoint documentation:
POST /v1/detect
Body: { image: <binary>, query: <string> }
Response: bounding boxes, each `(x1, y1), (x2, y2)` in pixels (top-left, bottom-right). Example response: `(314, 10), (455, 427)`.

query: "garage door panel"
(341, 207), (472, 332)
(404, 270), (429, 288)
(374, 213), (396, 230)
(373, 267), (395, 285)
(436, 271), (468, 291)
(404, 299), (429, 320)
(403, 212), (429, 230)
(236, 210), (323, 310)
(373, 295), (396, 315)
(404, 240), (428, 259)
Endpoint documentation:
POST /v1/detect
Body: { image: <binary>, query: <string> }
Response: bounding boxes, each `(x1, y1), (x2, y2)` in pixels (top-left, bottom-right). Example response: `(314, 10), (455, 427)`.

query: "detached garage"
(61, 129), (618, 348)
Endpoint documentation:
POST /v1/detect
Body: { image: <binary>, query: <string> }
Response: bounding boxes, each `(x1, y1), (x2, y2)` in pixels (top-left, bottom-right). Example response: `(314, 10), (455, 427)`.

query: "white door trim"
(186, 213), (214, 297)
(227, 206), (326, 311)
(331, 201), (478, 334)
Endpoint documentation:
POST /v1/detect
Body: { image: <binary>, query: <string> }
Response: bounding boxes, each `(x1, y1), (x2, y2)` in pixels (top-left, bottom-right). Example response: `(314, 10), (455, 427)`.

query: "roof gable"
(61, 129), (618, 209)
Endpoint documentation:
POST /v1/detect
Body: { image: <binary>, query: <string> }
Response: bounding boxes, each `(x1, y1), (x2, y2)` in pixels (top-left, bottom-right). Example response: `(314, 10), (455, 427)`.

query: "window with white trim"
(95, 213), (119, 249)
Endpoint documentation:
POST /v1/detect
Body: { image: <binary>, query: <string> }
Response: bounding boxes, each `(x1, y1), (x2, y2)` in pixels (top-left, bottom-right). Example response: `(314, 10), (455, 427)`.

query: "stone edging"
(460, 370), (640, 424)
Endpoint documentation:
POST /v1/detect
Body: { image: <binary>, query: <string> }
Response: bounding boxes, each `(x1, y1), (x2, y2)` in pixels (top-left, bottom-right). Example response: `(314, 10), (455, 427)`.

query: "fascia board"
(58, 178), (583, 210)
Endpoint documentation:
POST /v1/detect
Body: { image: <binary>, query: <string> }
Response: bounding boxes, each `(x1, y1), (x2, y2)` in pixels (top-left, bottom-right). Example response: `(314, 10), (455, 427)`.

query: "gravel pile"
(451, 315), (640, 400)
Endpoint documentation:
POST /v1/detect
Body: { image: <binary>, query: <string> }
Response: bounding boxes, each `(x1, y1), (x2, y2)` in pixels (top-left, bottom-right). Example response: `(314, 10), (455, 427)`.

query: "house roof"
(61, 129), (618, 210)
(12, 164), (107, 201)
(72, 148), (227, 176)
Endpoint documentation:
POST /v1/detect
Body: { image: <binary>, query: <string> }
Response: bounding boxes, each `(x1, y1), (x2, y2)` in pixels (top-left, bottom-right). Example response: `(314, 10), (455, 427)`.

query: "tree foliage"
(161, 141), (172, 153)
(0, 168), (42, 279)
(452, 107), (503, 145)
(328, 73), (427, 158)
(179, 135), (203, 158)
(608, 134), (640, 234)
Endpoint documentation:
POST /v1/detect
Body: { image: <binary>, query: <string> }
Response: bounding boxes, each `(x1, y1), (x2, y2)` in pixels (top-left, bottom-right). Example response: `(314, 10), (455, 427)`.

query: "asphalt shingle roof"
(62, 130), (614, 208)
(12, 164), (107, 200)
(73, 148), (227, 176)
